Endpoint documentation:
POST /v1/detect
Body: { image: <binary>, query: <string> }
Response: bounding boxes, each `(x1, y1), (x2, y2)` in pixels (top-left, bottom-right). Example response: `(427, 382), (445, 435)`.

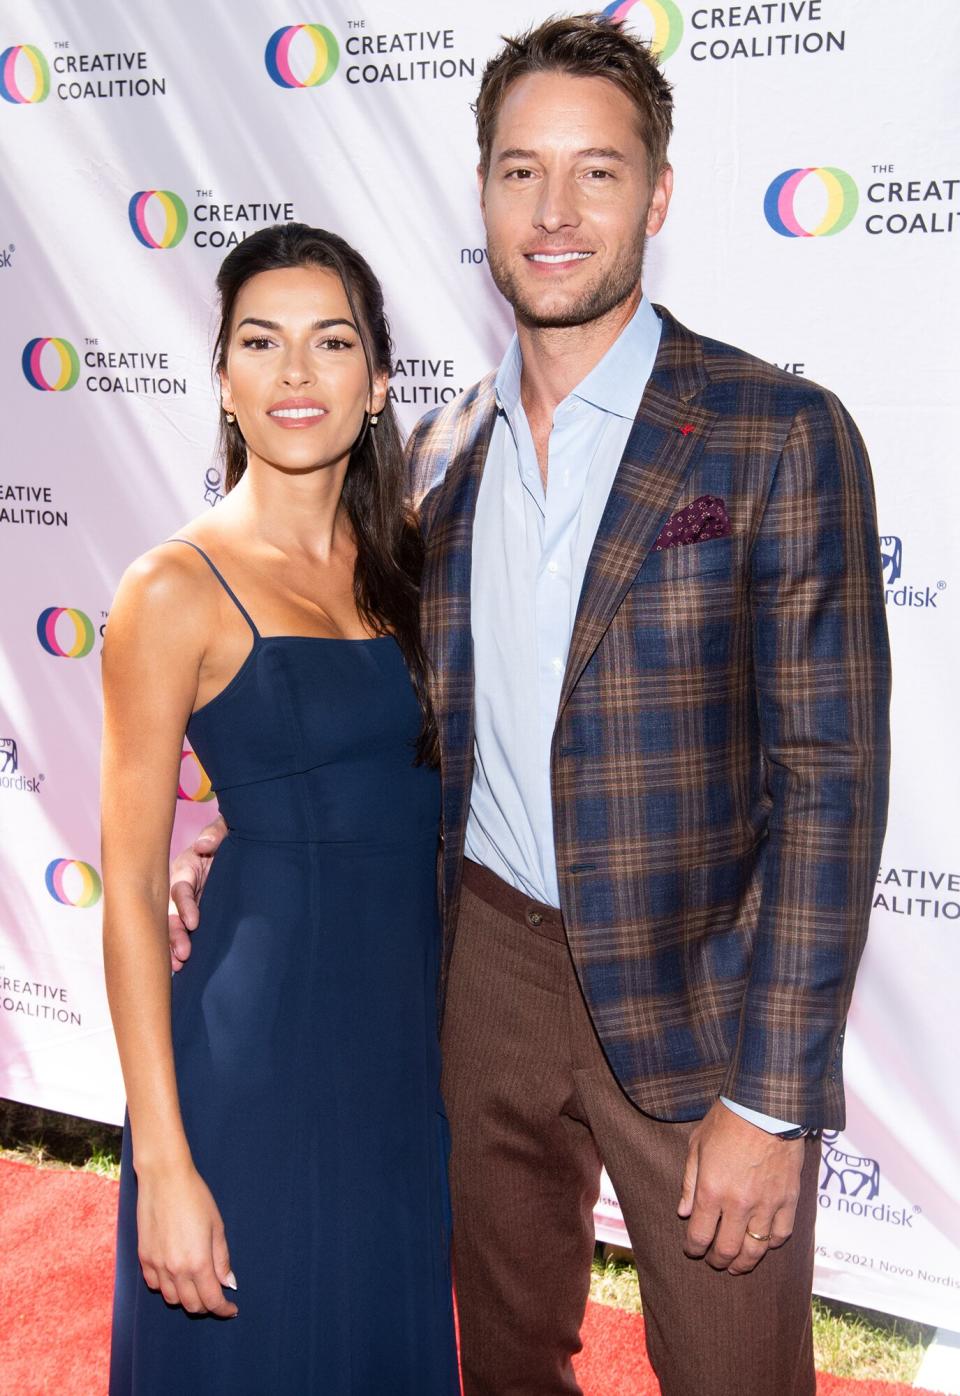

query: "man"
(170, 15), (890, 1394)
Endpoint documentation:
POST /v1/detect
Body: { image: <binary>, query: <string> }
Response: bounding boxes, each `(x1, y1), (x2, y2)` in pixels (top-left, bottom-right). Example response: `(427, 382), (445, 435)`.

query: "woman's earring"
(369, 413), (379, 425)
(224, 409), (235, 424)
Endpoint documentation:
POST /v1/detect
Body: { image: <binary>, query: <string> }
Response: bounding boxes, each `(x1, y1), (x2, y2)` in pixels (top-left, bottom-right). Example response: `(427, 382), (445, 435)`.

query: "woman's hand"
(136, 1161), (238, 1318)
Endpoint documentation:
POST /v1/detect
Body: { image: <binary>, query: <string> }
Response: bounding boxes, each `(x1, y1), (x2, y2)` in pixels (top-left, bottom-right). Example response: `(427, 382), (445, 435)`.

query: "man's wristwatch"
(775, 1125), (816, 1140)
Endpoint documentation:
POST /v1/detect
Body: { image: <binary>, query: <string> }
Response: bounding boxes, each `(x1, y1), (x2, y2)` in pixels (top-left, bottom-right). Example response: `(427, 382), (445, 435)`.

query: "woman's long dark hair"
(213, 223), (437, 764)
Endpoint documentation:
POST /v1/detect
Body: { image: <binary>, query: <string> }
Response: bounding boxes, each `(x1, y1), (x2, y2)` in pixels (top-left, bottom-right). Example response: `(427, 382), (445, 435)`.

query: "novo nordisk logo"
(881, 534), (946, 609)
(880, 535), (902, 585)
(0, 736), (44, 794)
(818, 1133), (918, 1228)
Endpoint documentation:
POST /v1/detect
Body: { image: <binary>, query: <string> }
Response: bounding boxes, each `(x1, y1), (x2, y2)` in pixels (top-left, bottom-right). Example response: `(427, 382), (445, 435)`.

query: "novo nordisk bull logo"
(820, 1133), (880, 1200)
(880, 534), (945, 609)
(818, 1133), (918, 1227)
(0, 735), (44, 794)
(880, 535), (902, 585)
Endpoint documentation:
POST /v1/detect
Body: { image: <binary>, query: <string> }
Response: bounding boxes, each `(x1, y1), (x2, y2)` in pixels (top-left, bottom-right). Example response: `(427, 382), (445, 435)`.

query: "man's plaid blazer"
(407, 306), (890, 1128)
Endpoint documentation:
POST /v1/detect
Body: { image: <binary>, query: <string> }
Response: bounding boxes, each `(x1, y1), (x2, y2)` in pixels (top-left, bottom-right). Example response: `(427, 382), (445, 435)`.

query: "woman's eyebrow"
(236, 316), (358, 331)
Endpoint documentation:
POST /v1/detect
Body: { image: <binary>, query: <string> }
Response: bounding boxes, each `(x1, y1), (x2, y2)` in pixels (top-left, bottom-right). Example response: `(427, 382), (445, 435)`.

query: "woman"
(102, 224), (459, 1394)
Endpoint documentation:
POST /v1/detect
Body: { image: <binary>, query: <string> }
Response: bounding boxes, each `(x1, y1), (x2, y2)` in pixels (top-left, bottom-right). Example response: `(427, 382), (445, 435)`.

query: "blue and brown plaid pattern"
(407, 307), (890, 1127)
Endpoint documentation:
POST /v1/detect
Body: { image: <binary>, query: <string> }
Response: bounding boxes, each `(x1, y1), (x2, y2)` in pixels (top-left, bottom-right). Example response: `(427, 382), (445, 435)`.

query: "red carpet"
(0, 1159), (941, 1395)
(0, 1158), (115, 1394)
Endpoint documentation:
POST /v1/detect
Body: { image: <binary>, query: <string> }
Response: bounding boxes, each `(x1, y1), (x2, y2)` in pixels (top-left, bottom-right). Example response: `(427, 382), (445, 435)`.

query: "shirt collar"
(493, 333), (523, 417)
(493, 294), (661, 422)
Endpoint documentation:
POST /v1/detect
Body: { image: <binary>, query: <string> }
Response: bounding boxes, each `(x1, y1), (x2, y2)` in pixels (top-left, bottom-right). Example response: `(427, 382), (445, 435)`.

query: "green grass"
(590, 1249), (935, 1385)
(81, 1148), (123, 1180)
(0, 1104), (937, 1384)
(810, 1295), (932, 1383)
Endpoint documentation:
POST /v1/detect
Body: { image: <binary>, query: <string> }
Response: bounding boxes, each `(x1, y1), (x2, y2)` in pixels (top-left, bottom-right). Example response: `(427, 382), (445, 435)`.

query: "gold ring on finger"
(747, 1230), (772, 1242)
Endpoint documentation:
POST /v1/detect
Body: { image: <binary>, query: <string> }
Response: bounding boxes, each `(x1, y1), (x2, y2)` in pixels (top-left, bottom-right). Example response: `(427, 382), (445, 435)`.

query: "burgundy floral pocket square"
(652, 495), (731, 552)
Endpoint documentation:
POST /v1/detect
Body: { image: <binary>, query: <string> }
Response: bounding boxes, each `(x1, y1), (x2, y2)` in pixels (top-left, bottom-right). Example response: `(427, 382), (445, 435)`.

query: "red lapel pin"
(679, 423), (695, 436)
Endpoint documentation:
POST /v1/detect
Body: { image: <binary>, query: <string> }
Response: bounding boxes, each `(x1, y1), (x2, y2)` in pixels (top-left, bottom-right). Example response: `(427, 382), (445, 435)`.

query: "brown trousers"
(441, 863), (820, 1396)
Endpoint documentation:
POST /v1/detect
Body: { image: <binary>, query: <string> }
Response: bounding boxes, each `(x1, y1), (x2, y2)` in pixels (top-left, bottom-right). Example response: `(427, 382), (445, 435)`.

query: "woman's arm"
(101, 548), (237, 1318)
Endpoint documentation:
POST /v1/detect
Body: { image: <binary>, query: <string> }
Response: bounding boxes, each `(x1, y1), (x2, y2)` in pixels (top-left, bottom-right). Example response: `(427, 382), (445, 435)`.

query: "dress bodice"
(169, 540), (439, 846)
(187, 635), (438, 845)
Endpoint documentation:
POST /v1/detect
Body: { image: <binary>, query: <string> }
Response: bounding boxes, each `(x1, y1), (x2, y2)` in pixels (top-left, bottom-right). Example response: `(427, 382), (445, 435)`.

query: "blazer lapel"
(418, 378), (497, 912)
(559, 311), (718, 714)
(420, 375), (497, 711)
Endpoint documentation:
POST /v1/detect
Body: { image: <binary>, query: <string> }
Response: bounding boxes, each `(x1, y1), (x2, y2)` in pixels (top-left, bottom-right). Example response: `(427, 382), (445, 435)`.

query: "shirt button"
(547, 560), (559, 575)
(551, 657), (563, 674)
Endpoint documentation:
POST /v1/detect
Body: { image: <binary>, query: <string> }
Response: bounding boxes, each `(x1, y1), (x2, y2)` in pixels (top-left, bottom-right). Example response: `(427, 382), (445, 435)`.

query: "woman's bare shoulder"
(110, 530), (221, 635)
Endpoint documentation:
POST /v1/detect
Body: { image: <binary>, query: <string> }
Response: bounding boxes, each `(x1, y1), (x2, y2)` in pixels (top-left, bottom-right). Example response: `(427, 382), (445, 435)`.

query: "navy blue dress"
(110, 542), (459, 1395)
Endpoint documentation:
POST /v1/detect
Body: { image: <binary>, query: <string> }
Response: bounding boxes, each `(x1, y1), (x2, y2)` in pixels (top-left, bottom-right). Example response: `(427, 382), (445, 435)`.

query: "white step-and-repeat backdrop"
(1, 0), (957, 1330)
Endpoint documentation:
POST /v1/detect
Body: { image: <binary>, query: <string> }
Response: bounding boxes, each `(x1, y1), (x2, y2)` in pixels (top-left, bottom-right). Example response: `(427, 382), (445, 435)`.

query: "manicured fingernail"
(224, 1272), (237, 1290)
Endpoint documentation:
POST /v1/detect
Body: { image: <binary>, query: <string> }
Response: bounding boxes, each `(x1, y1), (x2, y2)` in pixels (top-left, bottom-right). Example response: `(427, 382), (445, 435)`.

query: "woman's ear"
(369, 370), (389, 418)
(219, 367), (235, 417)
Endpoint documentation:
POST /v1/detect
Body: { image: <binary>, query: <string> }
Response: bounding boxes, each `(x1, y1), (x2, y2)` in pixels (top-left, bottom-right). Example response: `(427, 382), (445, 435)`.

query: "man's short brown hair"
(475, 13), (674, 181)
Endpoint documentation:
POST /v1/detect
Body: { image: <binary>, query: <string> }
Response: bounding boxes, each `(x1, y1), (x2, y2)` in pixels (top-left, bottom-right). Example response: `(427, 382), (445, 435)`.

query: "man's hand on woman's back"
(168, 815), (227, 970)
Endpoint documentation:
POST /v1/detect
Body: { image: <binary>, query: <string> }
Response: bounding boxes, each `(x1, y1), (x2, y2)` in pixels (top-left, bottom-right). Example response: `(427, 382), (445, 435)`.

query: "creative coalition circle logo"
(602, 1), (684, 61)
(128, 190), (188, 249)
(36, 607), (95, 658)
(178, 749), (215, 802)
(764, 167), (859, 238)
(22, 337), (80, 391)
(0, 44), (50, 104)
(265, 24), (339, 87)
(45, 858), (102, 908)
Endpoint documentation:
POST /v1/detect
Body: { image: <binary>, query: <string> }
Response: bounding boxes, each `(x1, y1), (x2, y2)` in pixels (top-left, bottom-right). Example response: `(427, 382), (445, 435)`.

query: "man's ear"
(645, 164), (674, 239)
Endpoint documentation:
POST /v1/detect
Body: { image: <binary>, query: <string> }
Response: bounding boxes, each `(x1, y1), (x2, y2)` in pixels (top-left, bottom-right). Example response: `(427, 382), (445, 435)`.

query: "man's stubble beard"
(485, 226), (647, 330)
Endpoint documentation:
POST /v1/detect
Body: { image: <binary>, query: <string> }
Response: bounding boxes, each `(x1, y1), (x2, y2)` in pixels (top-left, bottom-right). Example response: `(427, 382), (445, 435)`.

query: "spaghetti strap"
(165, 537), (261, 640)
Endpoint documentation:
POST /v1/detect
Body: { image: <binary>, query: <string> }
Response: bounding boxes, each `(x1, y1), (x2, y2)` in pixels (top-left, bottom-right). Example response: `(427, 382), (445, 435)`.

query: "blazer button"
(527, 910), (543, 927)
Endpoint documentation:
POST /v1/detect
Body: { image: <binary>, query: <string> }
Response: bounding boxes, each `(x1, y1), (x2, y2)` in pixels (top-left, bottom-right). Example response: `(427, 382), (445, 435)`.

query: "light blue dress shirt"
(465, 295), (797, 1135)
